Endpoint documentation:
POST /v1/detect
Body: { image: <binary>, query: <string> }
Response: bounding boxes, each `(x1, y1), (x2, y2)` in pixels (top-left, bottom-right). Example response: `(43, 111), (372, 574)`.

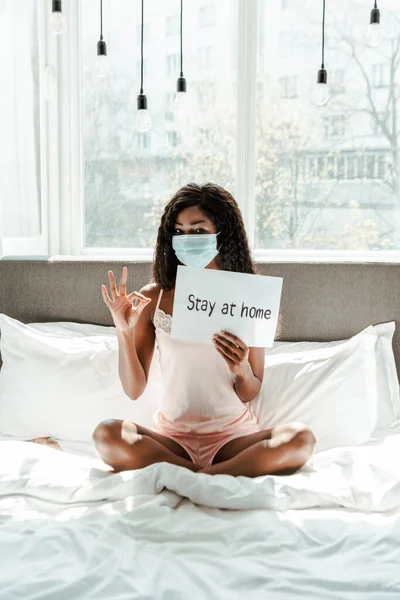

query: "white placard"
(170, 266), (283, 347)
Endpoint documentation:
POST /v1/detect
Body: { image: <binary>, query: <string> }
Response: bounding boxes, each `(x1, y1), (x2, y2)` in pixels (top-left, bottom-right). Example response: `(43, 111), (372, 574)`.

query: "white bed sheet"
(1, 427), (400, 599)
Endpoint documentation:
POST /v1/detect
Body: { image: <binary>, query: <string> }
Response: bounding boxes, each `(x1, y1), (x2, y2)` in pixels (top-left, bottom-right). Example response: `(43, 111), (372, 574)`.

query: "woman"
(92, 183), (316, 476)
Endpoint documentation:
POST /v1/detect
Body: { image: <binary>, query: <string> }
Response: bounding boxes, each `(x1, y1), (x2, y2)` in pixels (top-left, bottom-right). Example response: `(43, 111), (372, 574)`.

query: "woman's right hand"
(101, 267), (151, 332)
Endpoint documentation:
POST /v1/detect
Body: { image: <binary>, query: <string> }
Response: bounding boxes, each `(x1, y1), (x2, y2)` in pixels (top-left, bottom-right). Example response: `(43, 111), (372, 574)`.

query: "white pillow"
(28, 321), (399, 435)
(373, 322), (400, 427)
(29, 321), (118, 338)
(249, 326), (379, 453)
(0, 315), (162, 442)
(270, 322), (400, 431)
(0, 315), (395, 453)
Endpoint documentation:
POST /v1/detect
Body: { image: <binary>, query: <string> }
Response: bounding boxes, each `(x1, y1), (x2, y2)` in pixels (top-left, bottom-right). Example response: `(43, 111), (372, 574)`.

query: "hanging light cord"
(180, 0), (183, 77)
(321, 0), (326, 69)
(140, 0), (144, 94)
(100, 0), (103, 41)
(374, 0), (377, 9)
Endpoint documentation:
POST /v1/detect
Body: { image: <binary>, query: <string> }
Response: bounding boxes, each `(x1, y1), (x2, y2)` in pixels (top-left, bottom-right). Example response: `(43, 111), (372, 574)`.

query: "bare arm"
(101, 268), (157, 401)
(117, 287), (156, 400)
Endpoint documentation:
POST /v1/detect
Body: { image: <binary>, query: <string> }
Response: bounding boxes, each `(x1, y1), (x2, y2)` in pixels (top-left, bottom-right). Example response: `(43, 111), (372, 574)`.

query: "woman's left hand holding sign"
(212, 330), (251, 377)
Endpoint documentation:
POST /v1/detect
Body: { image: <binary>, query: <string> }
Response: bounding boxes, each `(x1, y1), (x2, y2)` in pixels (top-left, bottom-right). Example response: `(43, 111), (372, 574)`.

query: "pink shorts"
(152, 428), (259, 468)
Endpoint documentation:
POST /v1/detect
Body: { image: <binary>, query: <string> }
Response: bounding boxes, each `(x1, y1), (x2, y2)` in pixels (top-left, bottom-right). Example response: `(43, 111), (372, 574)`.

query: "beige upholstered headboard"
(1, 259), (399, 377)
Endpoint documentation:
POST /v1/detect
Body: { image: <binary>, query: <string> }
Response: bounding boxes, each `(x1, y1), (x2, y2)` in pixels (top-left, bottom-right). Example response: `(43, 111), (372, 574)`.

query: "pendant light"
(366, 1), (383, 47)
(50, 0), (65, 35)
(136, 0), (152, 132)
(96, 0), (110, 77)
(313, 0), (329, 106)
(174, 0), (188, 116)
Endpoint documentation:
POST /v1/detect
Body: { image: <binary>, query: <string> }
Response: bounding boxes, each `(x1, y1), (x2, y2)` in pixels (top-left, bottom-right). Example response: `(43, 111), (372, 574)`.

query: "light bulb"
(366, 22), (383, 46)
(174, 91), (189, 115)
(95, 55), (110, 78)
(136, 109), (152, 132)
(313, 83), (329, 106)
(50, 11), (65, 34)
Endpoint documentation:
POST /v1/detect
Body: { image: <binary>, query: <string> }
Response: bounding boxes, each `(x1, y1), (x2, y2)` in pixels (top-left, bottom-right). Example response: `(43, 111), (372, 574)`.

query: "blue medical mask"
(172, 232), (222, 269)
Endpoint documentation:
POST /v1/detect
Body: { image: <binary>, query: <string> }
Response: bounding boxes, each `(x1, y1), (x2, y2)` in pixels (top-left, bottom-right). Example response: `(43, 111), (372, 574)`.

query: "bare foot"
(27, 437), (63, 451)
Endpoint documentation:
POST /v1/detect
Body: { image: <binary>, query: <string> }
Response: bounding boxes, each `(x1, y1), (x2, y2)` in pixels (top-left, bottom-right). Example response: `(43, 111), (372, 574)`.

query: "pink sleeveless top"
(151, 288), (260, 437)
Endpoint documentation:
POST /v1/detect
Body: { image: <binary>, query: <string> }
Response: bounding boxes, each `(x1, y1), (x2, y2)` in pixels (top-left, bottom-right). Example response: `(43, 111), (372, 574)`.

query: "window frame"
(1, 0), (53, 257)
(3, 0), (400, 264)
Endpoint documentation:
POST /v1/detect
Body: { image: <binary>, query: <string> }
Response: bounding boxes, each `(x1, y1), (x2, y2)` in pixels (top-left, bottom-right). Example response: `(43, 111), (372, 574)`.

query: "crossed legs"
(92, 420), (316, 478)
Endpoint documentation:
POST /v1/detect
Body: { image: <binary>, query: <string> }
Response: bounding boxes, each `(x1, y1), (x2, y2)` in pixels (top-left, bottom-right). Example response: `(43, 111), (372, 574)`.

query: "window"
(279, 76), (297, 98)
(166, 53), (180, 75)
(199, 5), (215, 28)
(166, 130), (181, 148)
(0, 0), (42, 243)
(373, 63), (390, 88)
(166, 93), (175, 112)
(199, 127), (212, 141)
(136, 133), (151, 152)
(81, 0), (237, 249)
(347, 155), (357, 179)
(331, 69), (345, 94)
(377, 155), (386, 180)
(324, 115), (346, 139)
(337, 155), (345, 179)
(372, 111), (391, 136)
(255, 0), (399, 251)
(325, 155), (335, 178)
(165, 93), (175, 120)
(199, 47), (214, 69)
(166, 15), (180, 36)
(5, 0), (400, 258)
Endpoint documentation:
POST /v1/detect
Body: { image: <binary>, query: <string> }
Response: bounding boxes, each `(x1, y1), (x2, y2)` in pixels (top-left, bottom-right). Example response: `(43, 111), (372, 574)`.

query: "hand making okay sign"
(101, 267), (151, 333)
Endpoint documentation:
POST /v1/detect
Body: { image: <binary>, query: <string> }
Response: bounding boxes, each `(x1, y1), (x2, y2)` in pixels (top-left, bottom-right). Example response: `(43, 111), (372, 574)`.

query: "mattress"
(1, 427), (400, 599)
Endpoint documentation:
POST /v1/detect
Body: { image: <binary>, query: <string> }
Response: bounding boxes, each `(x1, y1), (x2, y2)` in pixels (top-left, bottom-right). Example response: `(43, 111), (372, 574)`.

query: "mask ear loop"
(216, 231), (223, 252)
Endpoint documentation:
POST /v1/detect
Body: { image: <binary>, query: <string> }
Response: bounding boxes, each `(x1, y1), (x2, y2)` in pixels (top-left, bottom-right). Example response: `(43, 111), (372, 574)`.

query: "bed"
(1, 258), (400, 599)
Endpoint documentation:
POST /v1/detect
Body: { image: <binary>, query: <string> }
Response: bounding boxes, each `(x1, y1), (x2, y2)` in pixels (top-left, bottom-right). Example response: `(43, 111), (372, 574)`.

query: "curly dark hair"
(152, 182), (257, 290)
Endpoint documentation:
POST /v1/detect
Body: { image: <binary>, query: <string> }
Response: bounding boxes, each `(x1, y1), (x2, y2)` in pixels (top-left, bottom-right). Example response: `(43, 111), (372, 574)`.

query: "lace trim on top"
(154, 308), (172, 334)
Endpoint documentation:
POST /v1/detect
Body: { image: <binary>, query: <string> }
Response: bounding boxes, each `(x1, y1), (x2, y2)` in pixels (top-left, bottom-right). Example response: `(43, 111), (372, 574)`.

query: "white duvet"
(1, 428), (400, 599)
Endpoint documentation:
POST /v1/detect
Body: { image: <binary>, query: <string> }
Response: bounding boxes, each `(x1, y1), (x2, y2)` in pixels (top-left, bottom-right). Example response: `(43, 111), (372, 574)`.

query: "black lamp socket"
(317, 68), (328, 85)
(137, 94), (148, 111)
(370, 7), (380, 24)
